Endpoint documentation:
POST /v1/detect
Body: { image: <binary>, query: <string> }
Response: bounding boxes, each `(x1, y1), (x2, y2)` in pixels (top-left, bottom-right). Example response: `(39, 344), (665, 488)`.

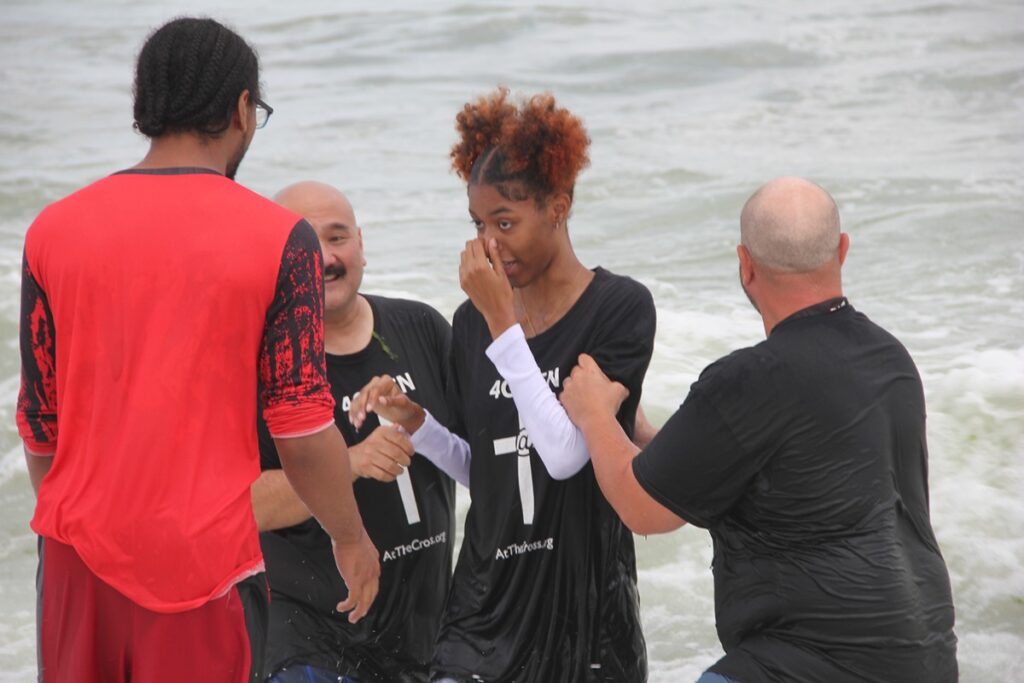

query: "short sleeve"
(586, 276), (656, 435)
(431, 308), (463, 436)
(17, 251), (59, 454)
(589, 279), (656, 384)
(259, 220), (336, 438)
(632, 389), (757, 528)
(444, 305), (471, 440)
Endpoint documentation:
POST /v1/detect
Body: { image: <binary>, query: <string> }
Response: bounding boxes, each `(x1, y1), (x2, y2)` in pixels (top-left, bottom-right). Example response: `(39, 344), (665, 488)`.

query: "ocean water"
(1, 1), (1021, 680)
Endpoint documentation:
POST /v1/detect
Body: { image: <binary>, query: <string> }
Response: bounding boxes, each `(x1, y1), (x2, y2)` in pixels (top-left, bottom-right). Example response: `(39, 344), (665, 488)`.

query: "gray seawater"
(1, 0), (1022, 680)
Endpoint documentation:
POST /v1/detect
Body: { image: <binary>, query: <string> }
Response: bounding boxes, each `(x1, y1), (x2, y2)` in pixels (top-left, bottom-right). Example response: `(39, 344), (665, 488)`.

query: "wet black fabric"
(258, 295), (457, 682)
(634, 298), (958, 683)
(432, 268), (655, 683)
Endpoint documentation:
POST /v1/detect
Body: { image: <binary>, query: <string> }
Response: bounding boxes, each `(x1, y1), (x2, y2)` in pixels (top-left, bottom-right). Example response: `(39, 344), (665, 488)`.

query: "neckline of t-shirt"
(326, 294), (383, 367)
(523, 266), (607, 346)
(112, 167), (223, 177)
(771, 296), (850, 335)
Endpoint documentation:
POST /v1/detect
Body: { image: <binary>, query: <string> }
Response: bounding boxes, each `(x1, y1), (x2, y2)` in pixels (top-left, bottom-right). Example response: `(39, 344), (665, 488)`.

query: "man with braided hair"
(350, 88), (654, 682)
(18, 17), (378, 682)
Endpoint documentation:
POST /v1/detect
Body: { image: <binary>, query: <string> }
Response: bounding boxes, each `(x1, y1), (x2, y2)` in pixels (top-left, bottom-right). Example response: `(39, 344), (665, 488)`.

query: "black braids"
(133, 26), (170, 136)
(203, 32), (252, 133)
(211, 46), (254, 128)
(184, 25), (228, 127)
(172, 23), (227, 133)
(165, 20), (208, 122)
(132, 17), (259, 139)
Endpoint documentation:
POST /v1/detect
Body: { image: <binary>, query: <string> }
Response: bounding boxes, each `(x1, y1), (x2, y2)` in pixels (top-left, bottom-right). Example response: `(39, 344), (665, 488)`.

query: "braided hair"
(133, 17), (260, 138)
(451, 87), (590, 204)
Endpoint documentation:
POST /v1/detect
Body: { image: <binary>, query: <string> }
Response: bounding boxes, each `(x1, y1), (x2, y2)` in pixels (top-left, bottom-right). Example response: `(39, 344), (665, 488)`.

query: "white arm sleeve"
(409, 410), (471, 488)
(485, 324), (590, 480)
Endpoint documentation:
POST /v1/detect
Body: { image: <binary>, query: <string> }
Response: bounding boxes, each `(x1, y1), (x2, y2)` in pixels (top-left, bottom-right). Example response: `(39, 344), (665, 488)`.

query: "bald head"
(274, 180), (356, 227)
(740, 177), (841, 272)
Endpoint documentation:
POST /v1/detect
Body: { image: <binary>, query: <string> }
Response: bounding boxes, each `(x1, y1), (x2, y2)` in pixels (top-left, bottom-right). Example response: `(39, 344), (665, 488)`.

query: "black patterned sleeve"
(17, 251), (59, 453)
(259, 220), (336, 438)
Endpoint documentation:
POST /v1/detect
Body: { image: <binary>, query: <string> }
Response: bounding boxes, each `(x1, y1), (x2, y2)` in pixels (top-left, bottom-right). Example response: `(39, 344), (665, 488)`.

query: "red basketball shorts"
(37, 537), (268, 682)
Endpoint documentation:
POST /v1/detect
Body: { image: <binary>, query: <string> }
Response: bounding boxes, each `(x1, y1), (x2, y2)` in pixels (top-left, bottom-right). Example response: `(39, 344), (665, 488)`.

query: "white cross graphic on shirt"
(378, 416), (421, 525)
(492, 412), (535, 525)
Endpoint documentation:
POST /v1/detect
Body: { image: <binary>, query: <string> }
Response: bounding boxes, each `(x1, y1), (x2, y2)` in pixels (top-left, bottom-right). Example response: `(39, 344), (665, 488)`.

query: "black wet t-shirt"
(634, 298), (958, 683)
(258, 295), (457, 682)
(432, 267), (656, 683)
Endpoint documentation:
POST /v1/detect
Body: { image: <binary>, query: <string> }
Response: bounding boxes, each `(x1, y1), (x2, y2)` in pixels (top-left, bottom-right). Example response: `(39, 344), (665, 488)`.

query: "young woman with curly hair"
(351, 88), (655, 682)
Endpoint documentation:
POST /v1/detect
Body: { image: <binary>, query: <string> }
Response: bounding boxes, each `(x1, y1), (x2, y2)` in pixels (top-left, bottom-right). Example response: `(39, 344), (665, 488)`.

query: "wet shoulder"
(369, 294), (451, 344)
(587, 267), (654, 310)
(692, 340), (784, 407)
(452, 297), (486, 333)
(369, 294), (448, 328)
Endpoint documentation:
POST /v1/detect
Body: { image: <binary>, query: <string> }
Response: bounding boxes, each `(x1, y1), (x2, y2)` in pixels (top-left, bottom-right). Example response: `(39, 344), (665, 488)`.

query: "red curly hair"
(451, 87), (591, 202)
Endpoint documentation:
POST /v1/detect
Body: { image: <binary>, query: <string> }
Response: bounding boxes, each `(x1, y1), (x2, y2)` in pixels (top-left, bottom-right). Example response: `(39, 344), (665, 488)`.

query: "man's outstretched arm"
(274, 426), (380, 623)
(561, 354), (686, 535)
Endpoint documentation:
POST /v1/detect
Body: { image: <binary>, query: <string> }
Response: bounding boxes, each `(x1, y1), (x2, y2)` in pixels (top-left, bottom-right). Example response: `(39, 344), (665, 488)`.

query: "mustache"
(324, 262), (347, 280)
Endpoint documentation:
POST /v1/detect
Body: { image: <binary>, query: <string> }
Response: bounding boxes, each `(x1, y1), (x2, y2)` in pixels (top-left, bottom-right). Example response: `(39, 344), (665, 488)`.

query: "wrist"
(577, 404), (615, 436)
(486, 317), (515, 340)
(398, 404), (426, 434)
(481, 306), (516, 340)
(330, 523), (367, 548)
(347, 444), (366, 481)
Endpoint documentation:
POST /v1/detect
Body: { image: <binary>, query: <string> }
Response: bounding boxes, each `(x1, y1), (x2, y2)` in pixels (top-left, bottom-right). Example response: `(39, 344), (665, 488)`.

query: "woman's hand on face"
(460, 237), (516, 339)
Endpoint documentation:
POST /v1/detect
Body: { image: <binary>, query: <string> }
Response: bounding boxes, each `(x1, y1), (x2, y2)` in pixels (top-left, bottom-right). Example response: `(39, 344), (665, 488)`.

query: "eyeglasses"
(255, 97), (273, 129)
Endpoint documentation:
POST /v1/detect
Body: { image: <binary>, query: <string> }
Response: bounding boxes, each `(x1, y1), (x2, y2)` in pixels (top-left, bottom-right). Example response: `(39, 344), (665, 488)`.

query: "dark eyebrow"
(325, 222), (354, 232)
(488, 207), (513, 217)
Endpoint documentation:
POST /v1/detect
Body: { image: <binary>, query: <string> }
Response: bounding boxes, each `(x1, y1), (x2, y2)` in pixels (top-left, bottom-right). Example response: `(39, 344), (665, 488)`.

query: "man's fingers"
(337, 584), (375, 623)
(374, 439), (411, 471)
(578, 353), (599, 370)
(613, 381), (630, 400)
(336, 594), (357, 616)
(333, 536), (380, 624)
(366, 462), (399, 482)
(379, 427), (415, 457)
(345, 583), (376, 623)
(358, 429), (412, 478)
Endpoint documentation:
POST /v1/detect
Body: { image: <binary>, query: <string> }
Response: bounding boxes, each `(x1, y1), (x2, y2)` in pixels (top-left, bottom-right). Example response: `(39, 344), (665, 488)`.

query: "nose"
(480, 223), (504, 250)
(319, 240), (341, 265)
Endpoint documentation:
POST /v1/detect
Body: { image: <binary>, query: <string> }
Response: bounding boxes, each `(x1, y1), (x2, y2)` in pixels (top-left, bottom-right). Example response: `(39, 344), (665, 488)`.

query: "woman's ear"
(550, 192), (572, 228)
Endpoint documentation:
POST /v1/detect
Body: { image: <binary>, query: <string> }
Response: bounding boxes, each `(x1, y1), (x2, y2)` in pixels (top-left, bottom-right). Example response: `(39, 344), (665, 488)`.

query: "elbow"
(622, 510), (687, 536)
(614, 504), (650, 535)
(624, 517), (658, 535)
(252, 509), (270, 533)
(544, 459), (585, 481)
(537, 438), (589, 481)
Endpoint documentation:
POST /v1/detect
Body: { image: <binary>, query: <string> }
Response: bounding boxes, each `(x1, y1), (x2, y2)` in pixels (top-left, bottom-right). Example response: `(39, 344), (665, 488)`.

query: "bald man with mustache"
(251, 182), (459, 683)
(561, 177), (958, 683)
